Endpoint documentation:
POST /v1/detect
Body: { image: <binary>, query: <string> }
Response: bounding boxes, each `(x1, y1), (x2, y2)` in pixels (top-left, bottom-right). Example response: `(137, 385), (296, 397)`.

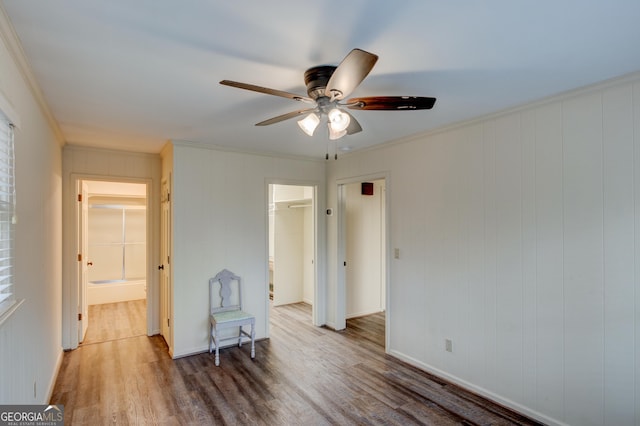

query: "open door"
(160, 177), (173, 351)
(78, 181), (89, 342)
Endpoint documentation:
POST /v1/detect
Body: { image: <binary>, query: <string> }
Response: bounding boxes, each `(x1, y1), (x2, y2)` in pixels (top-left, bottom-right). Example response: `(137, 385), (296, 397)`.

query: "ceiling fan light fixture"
(327, 123), (347, 140)
(297, 113), (320, 136)
(327, 107), (350, 132)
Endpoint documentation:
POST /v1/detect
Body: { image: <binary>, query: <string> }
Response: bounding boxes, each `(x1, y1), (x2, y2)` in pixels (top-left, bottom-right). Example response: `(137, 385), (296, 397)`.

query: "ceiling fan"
(220, 48), (436, 142)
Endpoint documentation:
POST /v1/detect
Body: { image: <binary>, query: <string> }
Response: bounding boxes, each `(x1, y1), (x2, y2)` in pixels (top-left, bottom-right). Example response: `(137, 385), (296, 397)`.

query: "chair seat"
(210, 310), (255, 325)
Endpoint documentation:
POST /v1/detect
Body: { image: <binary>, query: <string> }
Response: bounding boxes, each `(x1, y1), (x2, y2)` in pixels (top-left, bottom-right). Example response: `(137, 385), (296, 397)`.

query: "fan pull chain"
(324, 140), (339, 160)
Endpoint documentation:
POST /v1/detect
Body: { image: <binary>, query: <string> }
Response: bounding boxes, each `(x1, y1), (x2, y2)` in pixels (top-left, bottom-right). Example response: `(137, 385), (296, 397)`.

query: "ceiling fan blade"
(325, 49), (378, 101)
(255, 108), (316, 126)
(345, 112), (362, 135)
(345, 96), (436, 111)
(220, 80), (314, 103)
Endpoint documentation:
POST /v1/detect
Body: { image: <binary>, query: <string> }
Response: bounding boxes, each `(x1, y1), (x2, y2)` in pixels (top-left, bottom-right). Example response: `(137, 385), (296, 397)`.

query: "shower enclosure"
(87, 196), (146, 305)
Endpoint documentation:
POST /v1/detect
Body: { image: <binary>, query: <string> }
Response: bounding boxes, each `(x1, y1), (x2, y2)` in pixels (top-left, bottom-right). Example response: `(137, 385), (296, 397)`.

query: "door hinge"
(167, 318), (170, 327)
(77, 194), (82, 202)
(78, 313), (83, 321)
(78, 253), (82, 262)
(167, 192), (170, 202)
(167, 255), (170, 265)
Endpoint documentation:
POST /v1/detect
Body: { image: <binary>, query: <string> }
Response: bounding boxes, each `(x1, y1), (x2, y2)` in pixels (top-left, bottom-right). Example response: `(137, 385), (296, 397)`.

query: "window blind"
(0, 116), (15, 316)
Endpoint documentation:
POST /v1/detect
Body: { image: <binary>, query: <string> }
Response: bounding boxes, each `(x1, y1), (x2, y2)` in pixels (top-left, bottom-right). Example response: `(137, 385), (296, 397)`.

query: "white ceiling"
(3, 1), (640, 159)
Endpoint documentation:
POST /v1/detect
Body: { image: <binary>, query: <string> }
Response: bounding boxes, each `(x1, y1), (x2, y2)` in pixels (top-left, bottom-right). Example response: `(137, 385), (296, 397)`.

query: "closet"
(269, 184), (314, 307)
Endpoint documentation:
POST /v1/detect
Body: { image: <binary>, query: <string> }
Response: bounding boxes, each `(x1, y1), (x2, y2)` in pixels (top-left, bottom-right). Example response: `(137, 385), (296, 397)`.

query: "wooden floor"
(52, 302), (543, 425)
(82, 300), (147, 345)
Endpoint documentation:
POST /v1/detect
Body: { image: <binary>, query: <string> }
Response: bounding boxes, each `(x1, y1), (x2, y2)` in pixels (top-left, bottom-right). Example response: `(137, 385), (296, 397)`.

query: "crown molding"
(63, 143), (161, 160)
(0, 4), (65, 145)
(344, 69), (640, 158)
(170, 139), (326, 163)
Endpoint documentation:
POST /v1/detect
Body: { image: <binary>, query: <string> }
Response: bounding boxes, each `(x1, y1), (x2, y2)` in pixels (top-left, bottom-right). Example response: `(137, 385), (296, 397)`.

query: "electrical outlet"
(445, 339), (453, 352)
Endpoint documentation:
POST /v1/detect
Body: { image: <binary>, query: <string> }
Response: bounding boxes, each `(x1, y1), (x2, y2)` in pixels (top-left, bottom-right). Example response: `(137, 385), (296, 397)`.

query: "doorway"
(345, 179), (386, 318)
(268, 184), (315, 321)
(77, 179), (149, 344)
(337, 177), (388, 348)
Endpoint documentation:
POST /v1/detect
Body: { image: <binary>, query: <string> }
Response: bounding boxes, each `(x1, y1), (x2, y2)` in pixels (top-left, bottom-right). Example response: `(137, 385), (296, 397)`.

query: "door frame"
(336, 172), (391, 350)
(68, 174), (154, 349)
(265, 179), (324, 333)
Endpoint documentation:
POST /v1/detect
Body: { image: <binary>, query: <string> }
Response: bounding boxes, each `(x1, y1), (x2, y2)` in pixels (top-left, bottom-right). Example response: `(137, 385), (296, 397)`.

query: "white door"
(335, 183), (347, 330)
(160, 177), (172, 350)
(78, 181), (89, 342)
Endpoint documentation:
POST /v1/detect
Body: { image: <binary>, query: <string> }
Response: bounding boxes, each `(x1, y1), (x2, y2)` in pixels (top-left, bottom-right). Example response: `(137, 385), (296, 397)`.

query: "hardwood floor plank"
(51, 302), (544, 425)
(82, 299), (146, 345)
(399, 400), (468, 425)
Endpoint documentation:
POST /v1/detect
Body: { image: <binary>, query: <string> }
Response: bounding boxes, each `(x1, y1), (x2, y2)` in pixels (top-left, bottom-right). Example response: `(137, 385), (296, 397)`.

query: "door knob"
(87, 261), (93, 266)
(158, 264), (164, 270)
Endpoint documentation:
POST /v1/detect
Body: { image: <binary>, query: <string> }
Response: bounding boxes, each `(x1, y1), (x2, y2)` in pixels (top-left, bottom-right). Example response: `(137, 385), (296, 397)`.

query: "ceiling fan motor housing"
(304, 66), (336, 100)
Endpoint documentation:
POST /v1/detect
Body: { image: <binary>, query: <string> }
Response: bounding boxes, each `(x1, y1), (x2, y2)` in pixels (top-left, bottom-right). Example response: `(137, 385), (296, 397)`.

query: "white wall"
(272, 185), (310, 202)
(0, 9), (63, 403)
(169, 142), (325, 358)
(327, 73), (640, 426)
(273, 203), (304, 306)
(345, 180), (385, 318)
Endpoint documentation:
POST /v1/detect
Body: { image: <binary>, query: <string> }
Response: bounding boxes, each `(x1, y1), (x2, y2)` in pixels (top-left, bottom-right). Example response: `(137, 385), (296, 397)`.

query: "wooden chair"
(209, 269), (256, 366)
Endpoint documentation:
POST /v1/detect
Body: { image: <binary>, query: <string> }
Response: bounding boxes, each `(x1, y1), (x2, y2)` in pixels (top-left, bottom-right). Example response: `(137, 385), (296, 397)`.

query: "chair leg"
(250, 322), (255, 359)
(212, 328), (220, 366)
(209, 324), (213, 354)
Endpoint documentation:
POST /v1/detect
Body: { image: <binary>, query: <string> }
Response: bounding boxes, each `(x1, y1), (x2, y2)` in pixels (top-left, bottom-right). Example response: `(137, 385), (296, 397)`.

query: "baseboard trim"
(46, 347), (65, 403)
(388, 349), (567, 426)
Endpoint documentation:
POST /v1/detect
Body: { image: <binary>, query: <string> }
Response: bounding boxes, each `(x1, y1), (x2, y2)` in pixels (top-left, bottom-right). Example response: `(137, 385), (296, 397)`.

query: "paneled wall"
(327, 74), (640, 426)
(0, 9), (63, 403)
